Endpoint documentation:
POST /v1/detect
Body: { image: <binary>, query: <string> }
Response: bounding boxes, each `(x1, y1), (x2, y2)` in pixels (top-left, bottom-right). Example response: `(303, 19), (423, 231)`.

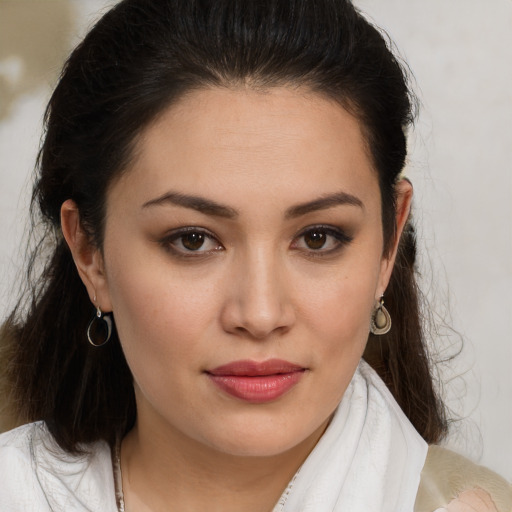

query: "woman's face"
(94, 87), (401, 456)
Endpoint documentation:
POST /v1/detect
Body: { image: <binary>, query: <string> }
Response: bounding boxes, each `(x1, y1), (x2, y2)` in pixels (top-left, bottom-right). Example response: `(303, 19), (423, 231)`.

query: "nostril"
(230, 311), (294, 340)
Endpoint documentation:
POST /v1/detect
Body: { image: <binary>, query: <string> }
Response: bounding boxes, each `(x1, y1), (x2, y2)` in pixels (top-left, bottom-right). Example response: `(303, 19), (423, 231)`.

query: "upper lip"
(207, 359), (305, 376)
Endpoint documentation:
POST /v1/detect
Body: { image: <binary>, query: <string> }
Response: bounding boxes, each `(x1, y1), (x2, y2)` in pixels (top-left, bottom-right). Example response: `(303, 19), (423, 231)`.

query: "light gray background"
(1, 0), (511, 479)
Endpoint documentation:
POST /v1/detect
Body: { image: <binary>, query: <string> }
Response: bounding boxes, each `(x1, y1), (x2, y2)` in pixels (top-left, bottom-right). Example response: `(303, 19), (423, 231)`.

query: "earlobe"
(60, 199), (112, 312)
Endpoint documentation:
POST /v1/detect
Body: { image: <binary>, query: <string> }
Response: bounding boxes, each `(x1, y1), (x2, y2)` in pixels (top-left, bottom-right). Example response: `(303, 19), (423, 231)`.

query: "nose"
(220, 247), (296, 340)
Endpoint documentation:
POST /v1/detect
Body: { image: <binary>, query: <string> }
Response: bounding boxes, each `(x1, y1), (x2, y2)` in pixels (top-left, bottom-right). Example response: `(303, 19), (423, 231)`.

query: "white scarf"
(272, 360), (428, 512)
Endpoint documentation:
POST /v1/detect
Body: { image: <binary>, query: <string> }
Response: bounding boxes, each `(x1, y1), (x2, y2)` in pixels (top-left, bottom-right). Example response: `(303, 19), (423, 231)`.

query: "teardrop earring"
(370, 296), (392, 335)
(87, 306), (113, 347)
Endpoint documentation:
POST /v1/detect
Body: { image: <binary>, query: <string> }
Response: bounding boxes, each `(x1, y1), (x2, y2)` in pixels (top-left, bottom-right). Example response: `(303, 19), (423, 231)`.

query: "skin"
(62, 87), (412, 512)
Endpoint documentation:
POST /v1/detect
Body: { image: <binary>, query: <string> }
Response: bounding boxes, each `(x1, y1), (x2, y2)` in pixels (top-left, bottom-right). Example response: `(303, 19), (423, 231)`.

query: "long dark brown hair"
(1, 0), (447, 452)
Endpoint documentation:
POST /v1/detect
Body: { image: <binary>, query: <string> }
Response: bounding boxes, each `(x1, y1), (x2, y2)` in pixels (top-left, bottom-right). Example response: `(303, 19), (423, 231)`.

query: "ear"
(376, 178), (413, 297)
(61, 199), (113, 312)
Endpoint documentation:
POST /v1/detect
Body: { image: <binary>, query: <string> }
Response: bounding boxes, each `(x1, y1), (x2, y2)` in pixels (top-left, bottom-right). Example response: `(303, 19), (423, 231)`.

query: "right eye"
(160, 228), (223, 256)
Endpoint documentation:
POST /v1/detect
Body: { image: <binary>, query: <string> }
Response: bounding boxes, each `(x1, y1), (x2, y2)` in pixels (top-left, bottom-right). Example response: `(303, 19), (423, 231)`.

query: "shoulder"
(0, 422), (117, 512)
(415, 445), (512, 512)
(0, 422), (50, 510)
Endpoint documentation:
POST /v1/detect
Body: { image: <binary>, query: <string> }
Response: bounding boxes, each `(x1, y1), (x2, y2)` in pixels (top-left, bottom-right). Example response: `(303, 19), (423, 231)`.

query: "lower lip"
(207, 371), (305, 403)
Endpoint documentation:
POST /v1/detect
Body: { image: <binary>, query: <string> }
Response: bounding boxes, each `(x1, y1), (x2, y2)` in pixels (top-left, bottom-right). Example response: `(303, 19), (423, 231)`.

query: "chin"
(208, 436), (304, 458)
(198, 416), (327, 459)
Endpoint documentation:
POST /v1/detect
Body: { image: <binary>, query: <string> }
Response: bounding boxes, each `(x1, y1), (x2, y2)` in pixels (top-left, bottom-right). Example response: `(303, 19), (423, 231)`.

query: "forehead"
(112, 86), (379, 212)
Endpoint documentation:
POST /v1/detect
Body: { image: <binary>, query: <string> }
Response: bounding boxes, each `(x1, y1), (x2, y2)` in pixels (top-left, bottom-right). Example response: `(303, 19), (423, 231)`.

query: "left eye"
(292, 226), (352, 252)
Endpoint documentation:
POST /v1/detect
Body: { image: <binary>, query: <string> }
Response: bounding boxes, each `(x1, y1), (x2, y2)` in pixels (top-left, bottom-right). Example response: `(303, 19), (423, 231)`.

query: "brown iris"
(182, 232), (205, 250)
(304, 230), (327, 249)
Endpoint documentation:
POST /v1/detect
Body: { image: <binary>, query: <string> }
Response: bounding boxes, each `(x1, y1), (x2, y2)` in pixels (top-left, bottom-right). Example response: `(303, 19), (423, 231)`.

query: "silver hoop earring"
(370, 296), (391, 335)
(87, 306), (113, 347)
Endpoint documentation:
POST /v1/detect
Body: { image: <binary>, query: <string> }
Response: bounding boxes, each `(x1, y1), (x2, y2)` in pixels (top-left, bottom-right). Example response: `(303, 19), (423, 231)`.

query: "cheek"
(103, 249), (222, 366)
(300, 262), (380, 334)
(105, 263), (225, 416)
(280, 269), (377, 417)
(294, 252), (383, 372)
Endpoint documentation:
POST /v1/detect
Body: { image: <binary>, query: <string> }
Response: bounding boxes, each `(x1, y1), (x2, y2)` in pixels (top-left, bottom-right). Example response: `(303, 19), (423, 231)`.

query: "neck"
(120, 414), (329, 512)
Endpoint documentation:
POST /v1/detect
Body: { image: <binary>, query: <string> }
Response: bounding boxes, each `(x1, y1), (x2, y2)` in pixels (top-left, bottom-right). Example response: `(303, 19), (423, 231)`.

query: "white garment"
(0, 361), (427, 512)
(0, 423), (117, 512)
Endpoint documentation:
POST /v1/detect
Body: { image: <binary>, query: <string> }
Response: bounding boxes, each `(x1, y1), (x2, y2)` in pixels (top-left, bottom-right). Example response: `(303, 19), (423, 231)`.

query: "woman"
(0, 0), (510, 510)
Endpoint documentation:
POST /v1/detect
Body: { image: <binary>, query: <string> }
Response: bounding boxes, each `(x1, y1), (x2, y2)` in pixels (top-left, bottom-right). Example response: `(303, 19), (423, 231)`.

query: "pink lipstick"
(206, 359), (305, 403)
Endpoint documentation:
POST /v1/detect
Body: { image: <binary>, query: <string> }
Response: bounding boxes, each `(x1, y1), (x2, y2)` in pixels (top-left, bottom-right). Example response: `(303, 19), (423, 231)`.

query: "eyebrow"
(142, 191), (238, 218)
(142, 190), (363, 219)
(284, 191), (364, 219)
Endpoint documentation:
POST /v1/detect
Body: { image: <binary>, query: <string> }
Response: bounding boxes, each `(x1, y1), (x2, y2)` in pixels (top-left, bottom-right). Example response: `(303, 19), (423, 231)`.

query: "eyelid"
(294, 224), (352, 240)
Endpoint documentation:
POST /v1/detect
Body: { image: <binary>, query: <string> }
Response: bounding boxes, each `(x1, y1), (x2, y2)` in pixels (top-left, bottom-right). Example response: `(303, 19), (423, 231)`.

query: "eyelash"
(159, 225), (353, 258)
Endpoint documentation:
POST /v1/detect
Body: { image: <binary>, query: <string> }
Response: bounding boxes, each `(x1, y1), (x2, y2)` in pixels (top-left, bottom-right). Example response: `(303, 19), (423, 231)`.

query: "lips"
(206, 359), (306, 403)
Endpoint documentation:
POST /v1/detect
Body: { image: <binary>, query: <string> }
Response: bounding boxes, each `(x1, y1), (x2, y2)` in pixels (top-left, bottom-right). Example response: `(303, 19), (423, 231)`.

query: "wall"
(1, 0), (511, 479)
